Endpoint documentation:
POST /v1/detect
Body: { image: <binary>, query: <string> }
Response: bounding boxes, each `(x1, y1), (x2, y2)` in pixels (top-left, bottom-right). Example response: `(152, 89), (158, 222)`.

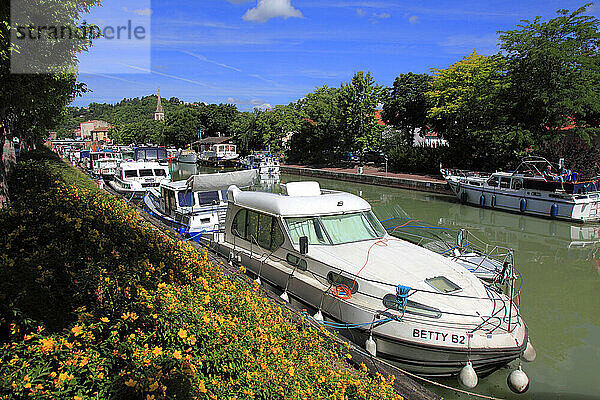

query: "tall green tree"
(1, 0), (99, 207)
(382, 73), (432, 145)
(289, 85), (341, 163)
(499, 4), (600, 144)
(427, 51), (532, 169)
(338, 72), (384, 161)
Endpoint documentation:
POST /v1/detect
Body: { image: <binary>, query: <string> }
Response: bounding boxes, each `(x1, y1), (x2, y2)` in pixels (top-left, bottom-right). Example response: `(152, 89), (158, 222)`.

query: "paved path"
(284, 164), (446, 183)
(281, 164), (452, 195)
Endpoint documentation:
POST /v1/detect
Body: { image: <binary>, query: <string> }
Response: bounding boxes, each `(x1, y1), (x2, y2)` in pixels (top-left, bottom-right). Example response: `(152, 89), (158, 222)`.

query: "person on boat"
(543, 165), (556, 181)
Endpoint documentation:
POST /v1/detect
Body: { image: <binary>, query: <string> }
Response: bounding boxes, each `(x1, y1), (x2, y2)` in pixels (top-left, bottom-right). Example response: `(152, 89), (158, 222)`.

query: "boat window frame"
(139, 169), (154, 177)
(284, 211), (386, 246)
(124, 169), (138, 178)
(511, 178), (523, 190)
(487, 176), (499, 187)
(499, 177), (511, 189)
(425, 276), (462, 294)
(231, 208), (286, 252)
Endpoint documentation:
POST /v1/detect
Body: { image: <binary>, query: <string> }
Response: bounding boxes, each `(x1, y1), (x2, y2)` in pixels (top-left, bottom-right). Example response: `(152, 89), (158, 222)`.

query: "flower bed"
(0, 149), (402, 399)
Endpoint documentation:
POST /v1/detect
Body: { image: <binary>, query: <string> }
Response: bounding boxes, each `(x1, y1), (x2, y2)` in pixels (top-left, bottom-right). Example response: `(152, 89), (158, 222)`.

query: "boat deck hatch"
(425, 276), (461, 294)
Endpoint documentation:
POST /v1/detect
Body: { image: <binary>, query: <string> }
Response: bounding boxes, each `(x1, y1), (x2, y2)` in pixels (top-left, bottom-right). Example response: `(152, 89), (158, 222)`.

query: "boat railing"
(228, 232), (522, 335)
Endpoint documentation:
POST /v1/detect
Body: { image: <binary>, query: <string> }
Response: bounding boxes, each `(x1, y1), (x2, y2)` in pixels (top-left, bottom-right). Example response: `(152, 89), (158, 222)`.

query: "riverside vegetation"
(0, 149), (401, 399)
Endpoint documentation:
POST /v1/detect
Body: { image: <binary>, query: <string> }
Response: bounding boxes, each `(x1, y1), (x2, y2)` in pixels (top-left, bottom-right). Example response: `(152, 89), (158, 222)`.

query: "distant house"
(91, 126), (111, 142)
(194, 136), (234, 153)
(414, 127), (447, 147)
(80, 120), (110, 140)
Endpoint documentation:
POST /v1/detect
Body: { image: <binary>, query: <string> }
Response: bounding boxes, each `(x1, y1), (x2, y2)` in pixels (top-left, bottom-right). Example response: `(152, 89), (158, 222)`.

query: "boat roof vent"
(286, 181), (321, 197)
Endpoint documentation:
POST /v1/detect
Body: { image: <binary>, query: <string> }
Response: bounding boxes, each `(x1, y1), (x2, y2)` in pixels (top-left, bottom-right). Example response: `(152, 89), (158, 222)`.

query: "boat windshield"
(285, 211), (386, 245)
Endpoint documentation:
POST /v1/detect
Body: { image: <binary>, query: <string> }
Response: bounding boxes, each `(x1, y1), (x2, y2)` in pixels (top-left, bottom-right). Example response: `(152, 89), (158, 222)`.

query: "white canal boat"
(199, 143), (239, 163)
(239, 152), (280, 175)
(201, 181), (534, 391)
(143, 170), (258, 239)
(442, 157), (600, 223)
(108, 161), (171, 199)
(175, 149), (198, 164)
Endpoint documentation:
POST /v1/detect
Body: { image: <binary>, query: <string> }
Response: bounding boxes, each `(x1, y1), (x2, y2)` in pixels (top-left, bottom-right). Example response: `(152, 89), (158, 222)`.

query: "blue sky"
(74, 0), (600, 110)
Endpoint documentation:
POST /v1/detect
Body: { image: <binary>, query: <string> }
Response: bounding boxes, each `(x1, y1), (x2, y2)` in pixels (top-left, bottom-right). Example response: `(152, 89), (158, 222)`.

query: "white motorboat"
(201, 181), (534, 390)
(199, 143), (239, 163)
(442, 157), (600, 222)
(95, 157), (121, 179)
(108, 161), (171, 199)
(175, 149), (198, 164)
(239, 152), (280, 175)
(143, 169), (258, 240)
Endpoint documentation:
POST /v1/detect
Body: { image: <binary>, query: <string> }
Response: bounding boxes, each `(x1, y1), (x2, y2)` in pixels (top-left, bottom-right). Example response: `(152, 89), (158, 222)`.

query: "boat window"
(246, 210), (260, 244)
(425, 276), (461, 294)
(286, 253), (307, 271)
(139, 169), (153, 177)
(327, 272), (358, 294)
(272, 219), (285, 249)
(257, 213), (272, 249)
(231, 208), (285, 251)
(487, 176), (499, 187)
(197, 191), (220, 205)
(382, 294), (442, 319)
(285, 217), (330, 245)
(363, 211), (387, 238)
(511, 179), (523, 190)
(178, 191), (195, 207)
(124, 170), (138, 178)
(232, 209), (247, 238)
(500, 177), (511, 189)
(320, 213), (382, 244)
(154, 169), (166, 176)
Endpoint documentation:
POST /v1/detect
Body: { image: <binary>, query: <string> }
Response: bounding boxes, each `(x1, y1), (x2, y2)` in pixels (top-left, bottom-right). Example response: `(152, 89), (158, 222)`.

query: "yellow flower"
(187, 335), (196, 345)
(24, 383), (31, 389)
(178, 329), (187, 339)
(198, 380), (207, 393)
(149, 381), (159, 391)
(152, 346), (163, 357)
(100, 317), (109, 323)
(147, 395), (155, 400)
(124, 379), (137, 387)
(203, 295), (210, 304)
(288, 366), (294, 376)
(157, 282), (167, 289)
(173, 350), (182, 360)
(202, 315), (210, 324)
(71, 326), (83, 337)
(39, 337), (55, 354)
(74, 396), (83, 400)
(151, 314), (158, 319)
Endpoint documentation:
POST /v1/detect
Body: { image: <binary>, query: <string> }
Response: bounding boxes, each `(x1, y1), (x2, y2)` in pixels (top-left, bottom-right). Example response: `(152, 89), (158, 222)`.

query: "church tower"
(154, 89), (164, 121)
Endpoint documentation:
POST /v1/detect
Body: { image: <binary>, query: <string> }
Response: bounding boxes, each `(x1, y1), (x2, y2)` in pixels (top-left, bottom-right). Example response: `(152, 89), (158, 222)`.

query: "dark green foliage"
(382, 73), (432, 146)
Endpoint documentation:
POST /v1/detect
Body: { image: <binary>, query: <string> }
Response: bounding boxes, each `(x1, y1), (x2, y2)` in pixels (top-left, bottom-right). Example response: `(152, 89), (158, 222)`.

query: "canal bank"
(281, 164), (453, 195)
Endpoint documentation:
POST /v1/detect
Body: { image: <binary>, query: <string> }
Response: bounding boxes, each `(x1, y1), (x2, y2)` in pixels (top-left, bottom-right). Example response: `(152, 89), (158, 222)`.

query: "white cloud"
(122, 7), (153, 16)
(408, 15), (419, 24)
(373, 12), (390, 19)
(356, 8), (366, 16)
(133, 8), (153, 16)
(242, 0), (303, 23)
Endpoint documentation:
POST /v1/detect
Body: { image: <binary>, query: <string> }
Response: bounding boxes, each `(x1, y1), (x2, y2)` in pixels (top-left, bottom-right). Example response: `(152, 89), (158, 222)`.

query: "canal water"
(172, 163), (600, 400)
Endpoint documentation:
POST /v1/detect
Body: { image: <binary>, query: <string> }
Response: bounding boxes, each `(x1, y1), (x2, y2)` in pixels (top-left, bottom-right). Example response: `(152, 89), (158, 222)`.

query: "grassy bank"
(0, 149), (401, 399)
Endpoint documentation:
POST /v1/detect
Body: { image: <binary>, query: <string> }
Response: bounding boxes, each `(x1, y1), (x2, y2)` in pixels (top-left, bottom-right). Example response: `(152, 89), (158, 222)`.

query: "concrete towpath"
(281, 164), (453, 195)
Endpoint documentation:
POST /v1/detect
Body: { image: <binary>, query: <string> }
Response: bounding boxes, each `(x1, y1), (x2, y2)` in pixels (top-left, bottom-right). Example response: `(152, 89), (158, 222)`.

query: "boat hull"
(204, 237), (527, 377)
(446, 179), (600, 223)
